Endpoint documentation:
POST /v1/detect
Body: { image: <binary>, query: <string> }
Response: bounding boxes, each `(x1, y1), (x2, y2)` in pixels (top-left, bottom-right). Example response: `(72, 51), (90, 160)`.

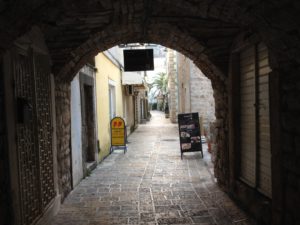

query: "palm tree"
(149, 72), (168, 111)
(151, 72), (168, 96)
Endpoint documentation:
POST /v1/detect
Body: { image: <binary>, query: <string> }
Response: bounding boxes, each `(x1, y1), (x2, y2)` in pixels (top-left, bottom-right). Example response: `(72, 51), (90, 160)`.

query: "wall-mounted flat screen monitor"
(123, 49), (154, 71)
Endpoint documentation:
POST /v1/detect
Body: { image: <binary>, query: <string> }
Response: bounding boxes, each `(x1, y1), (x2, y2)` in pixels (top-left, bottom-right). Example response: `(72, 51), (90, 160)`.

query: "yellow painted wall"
(95, 52), (124, 161)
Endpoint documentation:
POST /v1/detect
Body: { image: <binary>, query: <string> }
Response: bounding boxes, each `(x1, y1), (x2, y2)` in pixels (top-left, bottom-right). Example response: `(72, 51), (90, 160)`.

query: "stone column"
(212, 80), (229, 190)
(55, 80), (72, 201)
(167, 49), (178, 123)
(0, 62), (11, 225)
(277, 64), (300, 225)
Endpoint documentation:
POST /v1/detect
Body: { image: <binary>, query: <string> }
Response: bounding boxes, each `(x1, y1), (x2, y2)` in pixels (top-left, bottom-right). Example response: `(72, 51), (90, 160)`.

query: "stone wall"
(55, 81), (72, 201)
(213, 85), (228, 189)
(225, 37), (300, 225)
(177, 53), (191, 114)
(0, 2), (300, 224)
(176, 52), (215, 129)
(0, 62), (11, 225)
(167, 49), (178, 123)
(190, 62), (215, 128)
(279, 65), (300, 225)
(173, 51), (226, 187)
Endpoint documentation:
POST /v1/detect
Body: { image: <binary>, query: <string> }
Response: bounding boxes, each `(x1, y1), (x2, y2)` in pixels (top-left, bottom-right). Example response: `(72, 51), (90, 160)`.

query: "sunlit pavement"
(52, 111), (255, 225)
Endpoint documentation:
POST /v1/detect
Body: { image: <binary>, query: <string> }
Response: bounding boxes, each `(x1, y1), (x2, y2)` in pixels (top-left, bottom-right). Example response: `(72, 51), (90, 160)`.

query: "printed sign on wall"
(178, 113), (203, 159)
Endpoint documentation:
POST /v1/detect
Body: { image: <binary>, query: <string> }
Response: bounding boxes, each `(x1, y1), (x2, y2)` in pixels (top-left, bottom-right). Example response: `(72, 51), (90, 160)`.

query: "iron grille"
(14, 48), (55, 225)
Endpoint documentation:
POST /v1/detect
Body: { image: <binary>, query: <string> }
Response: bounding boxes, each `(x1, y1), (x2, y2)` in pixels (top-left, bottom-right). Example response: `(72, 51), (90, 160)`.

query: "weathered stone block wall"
(176, 52), (223, 186)
(176, 52), (216, 137)
(167, 49), (178, 123)
(55, 81), (72, 201)
(0, 62), (11, 225)
(177, 53), (191, 114)
(279, 65), (300, 225)
(190, 61), (215, 127)
(212, 82), (228, 188)
(0, 2), (299, 224)
(226, 35), (300, 224)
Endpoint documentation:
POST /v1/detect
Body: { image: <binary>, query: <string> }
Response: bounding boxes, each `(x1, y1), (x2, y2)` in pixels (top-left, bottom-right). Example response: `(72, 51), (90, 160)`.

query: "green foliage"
(151, 72), (168, 97)
(147, 72), (169, 111)
(152, 102), (157, 110)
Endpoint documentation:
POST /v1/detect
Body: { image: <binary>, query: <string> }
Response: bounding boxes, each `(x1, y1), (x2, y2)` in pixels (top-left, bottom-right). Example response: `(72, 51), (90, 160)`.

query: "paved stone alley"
(52, 111), (255, 225)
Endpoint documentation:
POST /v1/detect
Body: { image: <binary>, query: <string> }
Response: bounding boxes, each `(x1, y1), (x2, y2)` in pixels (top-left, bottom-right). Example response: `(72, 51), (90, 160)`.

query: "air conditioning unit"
(125, 85), (134, 95)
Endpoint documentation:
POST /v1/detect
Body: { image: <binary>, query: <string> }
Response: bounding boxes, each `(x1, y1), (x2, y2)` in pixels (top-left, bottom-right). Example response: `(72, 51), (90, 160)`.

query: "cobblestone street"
(52, 111), (254, 225)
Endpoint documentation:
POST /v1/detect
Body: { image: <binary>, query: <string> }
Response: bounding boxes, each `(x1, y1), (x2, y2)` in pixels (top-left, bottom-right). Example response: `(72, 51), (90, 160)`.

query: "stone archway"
(52, 22), (230, 199)
(1, 1), (300, 224)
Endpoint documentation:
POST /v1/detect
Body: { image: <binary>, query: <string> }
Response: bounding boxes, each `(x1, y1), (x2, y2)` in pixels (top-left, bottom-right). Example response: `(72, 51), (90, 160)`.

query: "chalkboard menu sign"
(178, 113), (203, 159)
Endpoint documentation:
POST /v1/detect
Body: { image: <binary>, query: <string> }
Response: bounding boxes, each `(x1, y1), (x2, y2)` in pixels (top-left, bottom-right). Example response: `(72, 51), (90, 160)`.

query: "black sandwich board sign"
(178, 113), (203, 159)
(110, 117), (127, 154)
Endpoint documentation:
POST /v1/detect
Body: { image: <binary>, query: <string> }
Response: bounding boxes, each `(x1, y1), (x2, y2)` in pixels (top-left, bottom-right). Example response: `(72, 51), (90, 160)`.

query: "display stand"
(110, 117), (127, 154)
(178, 113), (203, 159)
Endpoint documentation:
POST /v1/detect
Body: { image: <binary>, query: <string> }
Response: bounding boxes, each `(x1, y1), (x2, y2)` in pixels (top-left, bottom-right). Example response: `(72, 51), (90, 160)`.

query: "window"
(109, 80), (116, 120)
(239, 43), (272, 198)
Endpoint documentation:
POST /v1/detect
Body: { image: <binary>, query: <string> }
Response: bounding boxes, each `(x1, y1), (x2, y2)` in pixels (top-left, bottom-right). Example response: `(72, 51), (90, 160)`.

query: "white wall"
(71, 75), (83, 187)
(123, 94), (135, 134)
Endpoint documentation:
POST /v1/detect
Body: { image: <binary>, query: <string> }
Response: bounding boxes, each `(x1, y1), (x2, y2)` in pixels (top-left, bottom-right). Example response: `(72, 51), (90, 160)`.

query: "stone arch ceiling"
(1, 0), (300, 80)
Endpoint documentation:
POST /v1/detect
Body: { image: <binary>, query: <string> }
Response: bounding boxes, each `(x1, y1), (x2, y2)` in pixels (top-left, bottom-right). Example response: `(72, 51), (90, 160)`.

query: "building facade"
(95, 51), (124, 161)
(167, 50), (215, 130)
(95, 46), (149, 161)
(70, 64), (97, 187)
(167, 49), (178, 122)
(177, 52), (216, 131)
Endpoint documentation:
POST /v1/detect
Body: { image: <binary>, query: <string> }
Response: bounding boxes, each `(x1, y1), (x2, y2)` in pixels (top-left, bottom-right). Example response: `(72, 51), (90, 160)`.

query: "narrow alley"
(52, 111), (253, 225)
